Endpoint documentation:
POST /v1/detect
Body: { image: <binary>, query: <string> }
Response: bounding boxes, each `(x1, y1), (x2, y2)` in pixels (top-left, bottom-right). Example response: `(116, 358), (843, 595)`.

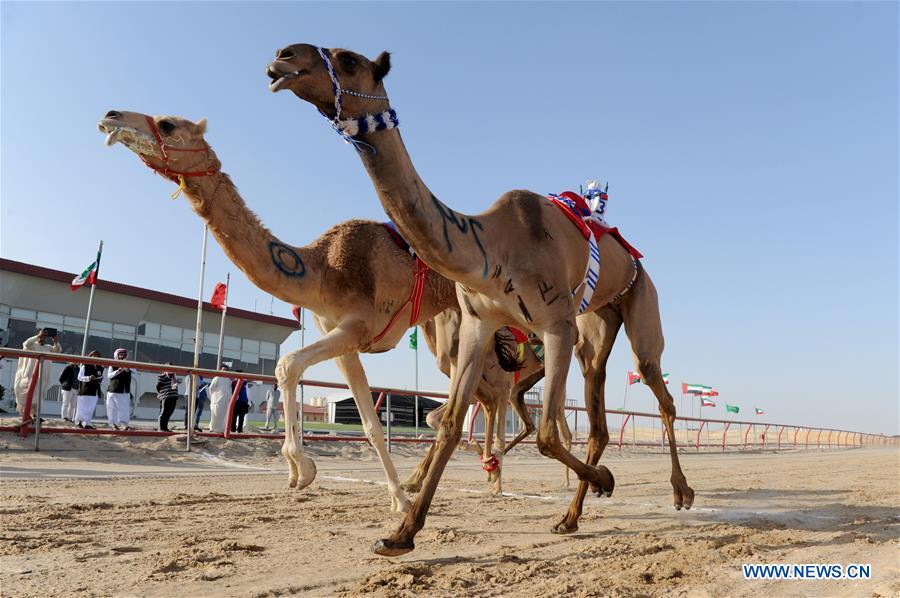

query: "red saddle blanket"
(549, 191), (643, 259)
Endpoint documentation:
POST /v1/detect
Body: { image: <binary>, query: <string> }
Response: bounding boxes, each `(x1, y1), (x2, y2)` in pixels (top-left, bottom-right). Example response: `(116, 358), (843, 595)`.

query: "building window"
(223, 335), (240, 350)
(160, 325), (180, 342)
(113, 323), (135, 339)
(260, 341), (277, 358)
(10, 308), (36, 320)
(37, 312), (64, 326)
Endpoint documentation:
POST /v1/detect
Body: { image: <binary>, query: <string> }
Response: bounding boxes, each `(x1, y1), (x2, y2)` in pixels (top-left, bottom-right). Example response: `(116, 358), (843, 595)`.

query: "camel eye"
(340, 55), (358, 70)
(157, 120), (176, 135)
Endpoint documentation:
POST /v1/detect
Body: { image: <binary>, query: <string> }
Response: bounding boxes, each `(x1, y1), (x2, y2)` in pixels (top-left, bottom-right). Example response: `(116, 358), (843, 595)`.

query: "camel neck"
(357, 128), (490, 286)
(182, 172), (323, 307)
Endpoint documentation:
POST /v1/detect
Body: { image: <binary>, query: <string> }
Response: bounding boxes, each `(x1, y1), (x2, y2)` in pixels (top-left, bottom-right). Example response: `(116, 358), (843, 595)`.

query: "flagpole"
(80, 240), (103, 356)
(215, 273), (230, 369)
(414, 326), (419, 437)
(187, 225), (209, 452)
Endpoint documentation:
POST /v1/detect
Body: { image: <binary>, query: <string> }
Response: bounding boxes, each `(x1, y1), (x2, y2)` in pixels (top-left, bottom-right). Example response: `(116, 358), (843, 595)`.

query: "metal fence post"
(33, 356), (46, 451)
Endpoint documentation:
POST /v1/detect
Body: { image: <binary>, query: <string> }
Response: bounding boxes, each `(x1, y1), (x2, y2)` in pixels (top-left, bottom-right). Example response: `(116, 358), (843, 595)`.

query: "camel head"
(97, 110), (218, 180)
(266, 44), (391, 119)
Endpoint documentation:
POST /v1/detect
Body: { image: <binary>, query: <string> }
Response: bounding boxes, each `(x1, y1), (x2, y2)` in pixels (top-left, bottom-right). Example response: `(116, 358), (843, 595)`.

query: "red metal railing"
(1, 347), (896, 451)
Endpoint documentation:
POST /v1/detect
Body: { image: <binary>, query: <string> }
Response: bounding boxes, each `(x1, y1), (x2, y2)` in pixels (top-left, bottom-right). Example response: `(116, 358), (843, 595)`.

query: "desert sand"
(0, 432), (897, 597)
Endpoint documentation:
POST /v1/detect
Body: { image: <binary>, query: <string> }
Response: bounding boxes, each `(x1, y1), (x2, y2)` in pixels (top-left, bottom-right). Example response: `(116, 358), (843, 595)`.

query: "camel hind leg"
(621, 269), (694, 510)
(334, 352), (411, 513)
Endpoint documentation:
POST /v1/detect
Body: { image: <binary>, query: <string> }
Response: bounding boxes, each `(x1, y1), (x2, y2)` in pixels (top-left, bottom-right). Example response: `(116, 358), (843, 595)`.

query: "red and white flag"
(210, 282), (228, 310)
(627, 371), (642, 385)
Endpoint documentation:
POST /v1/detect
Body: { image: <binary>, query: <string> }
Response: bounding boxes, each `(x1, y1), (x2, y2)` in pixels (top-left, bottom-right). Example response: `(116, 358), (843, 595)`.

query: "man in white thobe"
(105, 348), (133, 430)
(13, 329), (61, 423)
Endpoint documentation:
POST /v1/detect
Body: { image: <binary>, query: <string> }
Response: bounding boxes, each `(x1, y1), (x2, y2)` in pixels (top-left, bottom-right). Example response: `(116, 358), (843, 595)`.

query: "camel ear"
(196, 118), (208, 135)
(372, 51), (391, 82)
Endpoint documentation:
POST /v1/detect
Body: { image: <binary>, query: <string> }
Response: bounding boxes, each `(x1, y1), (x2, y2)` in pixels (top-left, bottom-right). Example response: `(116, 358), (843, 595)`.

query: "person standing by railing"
(58, 362), (79, 422)
(156, 364), (180, 432)
(105, 348), (133, 430)
(13, 328), (61, 424)
(75, 350), (103, 429)
(263, 382), (280, 431)
(230, 374), (251, 434)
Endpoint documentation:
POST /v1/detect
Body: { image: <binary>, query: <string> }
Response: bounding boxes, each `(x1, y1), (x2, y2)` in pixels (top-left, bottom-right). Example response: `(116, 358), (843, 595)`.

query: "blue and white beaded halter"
(315, 47), (399, 154)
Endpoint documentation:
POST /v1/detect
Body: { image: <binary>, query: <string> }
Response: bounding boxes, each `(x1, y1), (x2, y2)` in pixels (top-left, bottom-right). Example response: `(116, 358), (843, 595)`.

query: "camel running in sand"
(96, 109), (550, 507)
(267, 44), (692, 556)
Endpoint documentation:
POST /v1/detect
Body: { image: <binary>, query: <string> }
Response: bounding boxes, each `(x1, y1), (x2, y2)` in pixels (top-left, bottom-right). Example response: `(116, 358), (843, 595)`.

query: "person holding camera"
(13, 327), (61, 424)
(75, 350), (104, 429)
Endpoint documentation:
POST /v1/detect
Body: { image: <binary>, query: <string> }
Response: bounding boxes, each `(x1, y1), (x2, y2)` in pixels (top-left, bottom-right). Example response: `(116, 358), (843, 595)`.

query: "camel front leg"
(334, 352), (411, 513)
(401, 406), (442, 492)
(275, 320), (366, 491)
(553, 308), (621, 533)
(537, 319), (615, 534)
(372, 313), (495, 556)
(488, 392), (507, 496)
(557, 410), (573, 488)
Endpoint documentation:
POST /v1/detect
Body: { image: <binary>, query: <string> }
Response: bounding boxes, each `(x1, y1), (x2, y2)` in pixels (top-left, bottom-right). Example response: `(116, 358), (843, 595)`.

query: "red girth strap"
(371, 257), (430, 344)
(140, 115), (219, 181)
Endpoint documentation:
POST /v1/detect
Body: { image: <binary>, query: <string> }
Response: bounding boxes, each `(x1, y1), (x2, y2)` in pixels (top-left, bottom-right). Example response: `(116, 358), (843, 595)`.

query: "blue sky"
(2, 2), (897, 434)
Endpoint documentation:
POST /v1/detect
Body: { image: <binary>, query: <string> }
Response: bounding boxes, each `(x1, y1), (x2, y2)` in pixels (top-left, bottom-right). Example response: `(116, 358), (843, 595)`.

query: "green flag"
(726, 404), (740, 414)
(408, 328), (417, 350)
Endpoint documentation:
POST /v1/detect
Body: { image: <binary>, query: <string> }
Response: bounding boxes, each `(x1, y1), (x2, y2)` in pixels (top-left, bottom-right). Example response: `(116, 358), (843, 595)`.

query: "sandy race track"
(0, 432), (897, 597)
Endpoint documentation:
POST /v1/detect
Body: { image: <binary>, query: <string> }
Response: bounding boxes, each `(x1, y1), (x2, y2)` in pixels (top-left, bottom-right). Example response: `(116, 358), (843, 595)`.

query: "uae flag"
(755, 408), (764, 415)
(628, 372), (670, 385)
(700, 398), (716, 407)
(725, 404), (740, 414)
(682, 382), (712, 395)
(70, 248), (102, 291)
(209, 283), (228, 310)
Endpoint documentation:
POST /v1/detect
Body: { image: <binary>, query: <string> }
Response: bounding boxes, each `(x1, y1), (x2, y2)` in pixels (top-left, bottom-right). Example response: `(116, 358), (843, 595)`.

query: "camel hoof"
(674, 483), (695, 510)
(588, 465), (615, 497)
(551, 521), (578, 535)
(372, 538), (414, 557)
(288, 477), (298, 489)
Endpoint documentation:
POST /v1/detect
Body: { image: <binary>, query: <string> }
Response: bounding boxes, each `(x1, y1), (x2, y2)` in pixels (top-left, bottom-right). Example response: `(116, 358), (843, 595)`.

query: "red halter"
(139, 115), (219, 182)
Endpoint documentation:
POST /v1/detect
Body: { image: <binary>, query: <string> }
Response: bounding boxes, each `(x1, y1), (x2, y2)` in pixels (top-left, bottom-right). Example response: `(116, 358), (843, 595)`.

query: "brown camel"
(97, 109), (546, 507)
(267, 44), (692, 555)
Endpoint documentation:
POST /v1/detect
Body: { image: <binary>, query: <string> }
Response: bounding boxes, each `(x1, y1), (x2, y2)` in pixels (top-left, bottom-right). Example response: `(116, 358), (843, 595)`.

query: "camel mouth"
(267, 65), (308, 92)
(97, 119), (158, 156)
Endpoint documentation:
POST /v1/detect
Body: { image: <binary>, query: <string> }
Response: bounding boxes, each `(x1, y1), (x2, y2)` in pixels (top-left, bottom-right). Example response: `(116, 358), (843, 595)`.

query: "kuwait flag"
(682, 382), (712, 395)
(71, 247), (102, 291)
(700, 398), (716, 407)
(628, 371), (670, 385)
(755, 408), (764, 415)
(726, 404), (740, 414)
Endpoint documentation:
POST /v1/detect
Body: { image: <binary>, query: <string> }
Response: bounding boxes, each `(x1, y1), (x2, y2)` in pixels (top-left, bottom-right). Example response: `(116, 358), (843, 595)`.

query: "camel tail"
(493, 332), (524, 373)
